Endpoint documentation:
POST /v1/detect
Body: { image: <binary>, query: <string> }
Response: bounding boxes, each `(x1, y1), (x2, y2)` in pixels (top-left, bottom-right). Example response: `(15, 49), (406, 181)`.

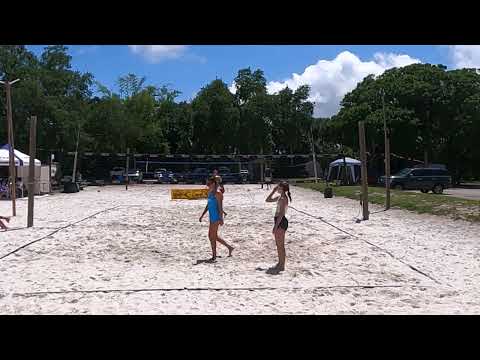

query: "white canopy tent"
(327, 157), (361, 184)
(0, 144), (41, 167)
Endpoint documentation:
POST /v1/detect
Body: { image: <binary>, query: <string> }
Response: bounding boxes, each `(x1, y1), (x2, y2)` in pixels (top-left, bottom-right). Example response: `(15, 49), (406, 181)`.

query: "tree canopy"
(324, 64), (480, 181)
(1, 46), (479, 181)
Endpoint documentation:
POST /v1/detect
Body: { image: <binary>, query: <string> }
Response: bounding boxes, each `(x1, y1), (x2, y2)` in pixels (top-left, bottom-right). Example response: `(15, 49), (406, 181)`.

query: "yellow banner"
(171, 188), (209, 200)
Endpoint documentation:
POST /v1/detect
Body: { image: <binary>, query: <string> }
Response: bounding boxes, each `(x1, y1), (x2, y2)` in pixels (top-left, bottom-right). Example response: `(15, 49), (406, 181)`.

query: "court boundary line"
(0, 205), (121, 261)
(8, 284), (435, 298)
(289, 205), (443, 286)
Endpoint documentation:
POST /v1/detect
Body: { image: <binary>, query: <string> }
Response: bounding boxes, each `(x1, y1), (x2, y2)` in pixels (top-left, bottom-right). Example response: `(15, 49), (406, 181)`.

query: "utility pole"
(260, 147), (264, 186)
(342, 155), (348, 185)
(125, 148), (130, 191)
(1, 79), (20, 216)
(310, 126), (318, 183)
(49, 151), (53, 193)
(72, 125), (81, 186)
(27, 116), (37, 228)
(382, 89), (391, 210)
(358, 121), (369, 221)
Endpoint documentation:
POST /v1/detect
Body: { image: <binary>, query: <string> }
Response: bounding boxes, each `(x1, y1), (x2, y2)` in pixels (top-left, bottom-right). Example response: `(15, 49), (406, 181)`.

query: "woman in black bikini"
(265, 181), (291, 273)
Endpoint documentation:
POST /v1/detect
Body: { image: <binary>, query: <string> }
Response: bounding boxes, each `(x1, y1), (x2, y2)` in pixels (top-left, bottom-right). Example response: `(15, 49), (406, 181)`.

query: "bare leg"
(208, 223), (217, 261)
(216, 235), (234, 257)
(274, 229), (286, 271)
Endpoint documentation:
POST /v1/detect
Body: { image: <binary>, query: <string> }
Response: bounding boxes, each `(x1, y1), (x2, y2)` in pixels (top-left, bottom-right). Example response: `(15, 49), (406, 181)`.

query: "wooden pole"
(72, 125), (80, 183)
(125, 148), (129, 190)
(49, 151), (53, 193)
(358, 121), (369, 220)
(342, 155), (348, 185)
(310, 127), (318, 183)
(27, 116), (37, 227)
(260, 147), (264, 185)
(382, 90), (391, 210)
(5, 82), (17, 216)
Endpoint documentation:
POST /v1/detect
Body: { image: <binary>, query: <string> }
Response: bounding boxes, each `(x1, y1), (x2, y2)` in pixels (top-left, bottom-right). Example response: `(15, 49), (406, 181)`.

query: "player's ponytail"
(280, 181), (292, 202)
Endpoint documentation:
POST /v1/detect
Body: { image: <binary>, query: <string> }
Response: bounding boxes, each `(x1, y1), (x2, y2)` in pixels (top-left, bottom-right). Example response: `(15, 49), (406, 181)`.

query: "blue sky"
(26, 45), (480, 117)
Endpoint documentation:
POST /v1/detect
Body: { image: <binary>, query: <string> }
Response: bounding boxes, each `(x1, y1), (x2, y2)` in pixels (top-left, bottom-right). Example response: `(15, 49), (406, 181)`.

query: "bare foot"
(228, 246), (234, 257)
(206, 257), (216, 263)
(266, 267), (281, 275)
(274, 263), (285, 271)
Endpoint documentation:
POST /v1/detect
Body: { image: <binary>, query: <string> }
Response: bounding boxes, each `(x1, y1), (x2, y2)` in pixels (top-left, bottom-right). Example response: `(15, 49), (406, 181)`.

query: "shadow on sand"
(194, 256), (223, 265)
(255, 266), (283, 275)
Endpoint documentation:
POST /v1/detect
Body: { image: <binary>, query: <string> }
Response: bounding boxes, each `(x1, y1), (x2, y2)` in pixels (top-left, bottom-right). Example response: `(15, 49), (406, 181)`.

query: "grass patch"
(298, 182), (480, 222)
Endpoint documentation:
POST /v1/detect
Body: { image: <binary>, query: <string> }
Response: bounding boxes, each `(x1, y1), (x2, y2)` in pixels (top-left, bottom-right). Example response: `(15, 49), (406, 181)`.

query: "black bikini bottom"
(274, 216), (288, 231)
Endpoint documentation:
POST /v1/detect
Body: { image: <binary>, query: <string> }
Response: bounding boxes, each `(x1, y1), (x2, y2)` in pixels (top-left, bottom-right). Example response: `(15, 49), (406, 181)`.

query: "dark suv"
(379, 168), (452, 194)
(185, 168), (210, 184)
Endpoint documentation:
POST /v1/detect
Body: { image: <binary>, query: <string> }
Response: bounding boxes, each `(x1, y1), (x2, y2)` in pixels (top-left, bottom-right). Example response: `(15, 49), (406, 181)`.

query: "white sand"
(0, 184), (479, 314)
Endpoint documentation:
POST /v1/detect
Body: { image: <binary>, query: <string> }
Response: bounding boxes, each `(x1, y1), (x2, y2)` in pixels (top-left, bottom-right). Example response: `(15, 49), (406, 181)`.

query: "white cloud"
(228, 81), (237, 94)
(448, 45), (480, 69)
(264, 51), (421, 117)
(129, 45), (188, 63)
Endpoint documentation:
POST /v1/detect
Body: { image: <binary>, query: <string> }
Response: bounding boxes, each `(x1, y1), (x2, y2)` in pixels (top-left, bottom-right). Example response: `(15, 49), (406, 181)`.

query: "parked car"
(109, 167), (125, 184)
(240, 169), (249, 183)
(185, 168), (210, 184)
(61, 174), (84, 184)
(217, 166), (243, 184)
(379, 168), (452, 194)
(155, 168), (178, 184)
(109, 167), (125, 178)
(173, 171), (187, 183)
(141, 172), (157, 183)
(127, 169), (143, 183)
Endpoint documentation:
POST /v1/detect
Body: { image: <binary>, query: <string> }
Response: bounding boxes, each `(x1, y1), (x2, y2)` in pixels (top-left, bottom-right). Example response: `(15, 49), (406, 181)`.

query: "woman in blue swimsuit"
(199, 176), (234, 262)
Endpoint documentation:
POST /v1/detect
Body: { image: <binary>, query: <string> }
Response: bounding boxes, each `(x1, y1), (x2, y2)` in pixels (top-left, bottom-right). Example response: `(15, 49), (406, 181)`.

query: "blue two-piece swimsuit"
(208, 191), (221, 223)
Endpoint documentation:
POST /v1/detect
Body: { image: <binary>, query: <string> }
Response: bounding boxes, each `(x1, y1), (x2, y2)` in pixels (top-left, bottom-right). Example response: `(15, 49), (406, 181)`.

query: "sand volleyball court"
(0, 184), (479, 314)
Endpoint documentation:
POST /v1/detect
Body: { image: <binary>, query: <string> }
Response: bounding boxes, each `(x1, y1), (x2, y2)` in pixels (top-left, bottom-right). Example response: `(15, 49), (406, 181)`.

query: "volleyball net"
(58, 152), (343, 184)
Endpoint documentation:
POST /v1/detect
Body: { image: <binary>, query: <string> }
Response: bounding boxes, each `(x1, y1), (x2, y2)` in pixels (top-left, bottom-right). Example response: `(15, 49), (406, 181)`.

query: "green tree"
(233, 68), (273, 153)
(191, 79), (239, 153)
